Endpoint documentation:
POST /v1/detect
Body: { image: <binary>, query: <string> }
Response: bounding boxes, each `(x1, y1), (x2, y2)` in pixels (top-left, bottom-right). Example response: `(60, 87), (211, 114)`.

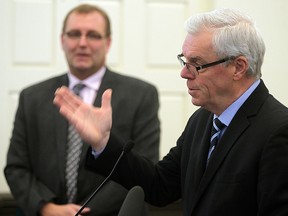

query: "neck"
(210, 78), (257, 116)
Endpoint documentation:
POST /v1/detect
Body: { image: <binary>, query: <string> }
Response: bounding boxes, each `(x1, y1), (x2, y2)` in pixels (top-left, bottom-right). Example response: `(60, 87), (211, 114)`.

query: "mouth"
(74, 53), (90, 61)
(187, 87), (200, 96)
(75, 51), (90, 56)
(187, 80), (199, 93)
(188, 88), (195, 93)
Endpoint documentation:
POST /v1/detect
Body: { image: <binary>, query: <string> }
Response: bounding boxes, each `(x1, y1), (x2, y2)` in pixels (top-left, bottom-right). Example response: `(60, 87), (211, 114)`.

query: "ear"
(105, 36), (112, 53)
(60, 33), (65, 50)
(233, 56), (249, 80)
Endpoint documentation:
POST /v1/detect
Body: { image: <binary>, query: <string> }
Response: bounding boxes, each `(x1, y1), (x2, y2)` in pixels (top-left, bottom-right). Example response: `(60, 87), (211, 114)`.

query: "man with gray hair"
(54, 8), (288, 216)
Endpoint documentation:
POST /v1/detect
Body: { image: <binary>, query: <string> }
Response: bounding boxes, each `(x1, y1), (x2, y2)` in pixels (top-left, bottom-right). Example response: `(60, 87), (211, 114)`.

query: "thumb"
(101, 89), (112, 110)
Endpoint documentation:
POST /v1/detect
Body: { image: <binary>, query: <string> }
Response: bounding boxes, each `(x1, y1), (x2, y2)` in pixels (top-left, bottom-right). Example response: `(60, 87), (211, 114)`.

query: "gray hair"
(185, 8), (265, 79)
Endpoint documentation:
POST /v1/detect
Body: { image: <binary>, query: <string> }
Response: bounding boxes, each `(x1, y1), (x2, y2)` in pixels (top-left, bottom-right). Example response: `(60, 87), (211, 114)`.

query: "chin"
(73, 64), (91, 70)
(73, 60), (91, 67)
(191, 98), (202, 107)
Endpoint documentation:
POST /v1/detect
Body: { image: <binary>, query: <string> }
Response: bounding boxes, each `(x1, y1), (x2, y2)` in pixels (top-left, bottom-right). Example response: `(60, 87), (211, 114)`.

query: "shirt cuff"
(91, 147), (105, 159)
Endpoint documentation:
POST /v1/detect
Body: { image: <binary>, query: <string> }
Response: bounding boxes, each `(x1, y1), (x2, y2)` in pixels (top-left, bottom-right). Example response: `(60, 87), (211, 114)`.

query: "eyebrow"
(66, 29), (102, 34)
(187, 55), (205, 63)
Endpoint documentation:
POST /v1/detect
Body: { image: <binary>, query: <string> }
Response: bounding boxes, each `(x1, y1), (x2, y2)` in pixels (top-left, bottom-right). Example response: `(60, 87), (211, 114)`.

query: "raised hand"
(53, 86), (112, 151)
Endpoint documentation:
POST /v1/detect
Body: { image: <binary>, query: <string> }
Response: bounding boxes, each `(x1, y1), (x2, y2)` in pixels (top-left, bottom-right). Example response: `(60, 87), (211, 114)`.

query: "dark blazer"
(4, 68), (160, 215)
(87, 80), (288, 216)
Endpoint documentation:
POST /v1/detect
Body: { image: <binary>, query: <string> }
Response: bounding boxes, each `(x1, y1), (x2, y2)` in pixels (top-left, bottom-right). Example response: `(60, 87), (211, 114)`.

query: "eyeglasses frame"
(64, 30), (108, 42)
(177, 53), (233, 74)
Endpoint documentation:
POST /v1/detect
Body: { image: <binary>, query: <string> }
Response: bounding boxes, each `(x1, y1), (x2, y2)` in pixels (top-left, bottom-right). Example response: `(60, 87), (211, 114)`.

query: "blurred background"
(0, 0), (288, 195)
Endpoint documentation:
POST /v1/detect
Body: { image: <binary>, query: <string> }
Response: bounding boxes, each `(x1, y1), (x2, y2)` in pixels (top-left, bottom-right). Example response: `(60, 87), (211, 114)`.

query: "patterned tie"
(207, 118), (225, 164)
(66, 83), (85, 203)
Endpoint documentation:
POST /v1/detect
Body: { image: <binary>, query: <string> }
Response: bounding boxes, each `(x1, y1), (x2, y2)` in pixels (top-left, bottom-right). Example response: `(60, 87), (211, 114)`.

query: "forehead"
(182, 31), (215, 59)
(65, 11), (106, 32)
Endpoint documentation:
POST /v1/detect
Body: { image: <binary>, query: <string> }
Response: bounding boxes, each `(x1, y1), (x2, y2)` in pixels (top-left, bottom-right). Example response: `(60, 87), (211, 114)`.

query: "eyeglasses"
(177, 54), (233, 75)
(65, 30), (107, 42)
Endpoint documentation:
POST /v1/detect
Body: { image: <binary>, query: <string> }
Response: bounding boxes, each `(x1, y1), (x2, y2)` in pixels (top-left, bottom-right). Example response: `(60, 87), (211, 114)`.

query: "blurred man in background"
(5, 3), (160, 216)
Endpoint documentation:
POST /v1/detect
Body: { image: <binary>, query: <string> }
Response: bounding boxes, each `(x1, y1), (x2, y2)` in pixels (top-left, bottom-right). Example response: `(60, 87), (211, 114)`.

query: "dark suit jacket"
(87, 80), (288, 216)
(4, 68), (160, 215)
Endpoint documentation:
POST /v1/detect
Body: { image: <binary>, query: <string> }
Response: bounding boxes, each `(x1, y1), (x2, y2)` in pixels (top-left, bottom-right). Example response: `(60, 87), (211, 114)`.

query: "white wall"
(1, 0), (288, 193)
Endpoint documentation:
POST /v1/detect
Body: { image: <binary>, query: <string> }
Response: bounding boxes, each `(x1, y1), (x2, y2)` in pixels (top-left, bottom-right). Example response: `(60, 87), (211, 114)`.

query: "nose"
(78, 35), (89, 46)
(180, 67), (196, 80)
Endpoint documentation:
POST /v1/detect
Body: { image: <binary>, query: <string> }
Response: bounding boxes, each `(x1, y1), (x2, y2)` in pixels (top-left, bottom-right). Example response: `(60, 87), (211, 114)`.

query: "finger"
(54, 87), (72, 109)
(57, 87), (82, 109)
(54, 86), (83, 110)
(81, 207), (91, 214)
(101, 89), (112, 110)
(75, 207), (90, 216)
(54, 87), (82, 123)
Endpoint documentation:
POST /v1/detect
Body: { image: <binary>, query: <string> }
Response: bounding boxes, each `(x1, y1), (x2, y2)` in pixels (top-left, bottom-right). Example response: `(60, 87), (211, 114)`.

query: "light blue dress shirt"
(216, 79), (260, 137)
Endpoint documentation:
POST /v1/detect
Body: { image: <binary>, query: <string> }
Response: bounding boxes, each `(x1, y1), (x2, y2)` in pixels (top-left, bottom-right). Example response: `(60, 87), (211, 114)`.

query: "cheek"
(208, 77), (231, 98)
(197, 78), (212, 94)
(197, 80), (218, 101)
(89, 43), (102, 53)
(62, 42), (74, 54)
(91, 44), (109, 60)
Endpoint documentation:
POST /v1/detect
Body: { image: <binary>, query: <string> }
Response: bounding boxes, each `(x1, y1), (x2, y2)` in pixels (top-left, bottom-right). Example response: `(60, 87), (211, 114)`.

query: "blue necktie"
(207, 118), (225, 164)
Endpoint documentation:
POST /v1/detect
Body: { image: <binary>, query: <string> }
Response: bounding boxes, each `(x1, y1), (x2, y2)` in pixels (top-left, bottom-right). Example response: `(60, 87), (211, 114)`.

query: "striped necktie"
(207, 118), (225, 164)
(66, 83), (85, 203)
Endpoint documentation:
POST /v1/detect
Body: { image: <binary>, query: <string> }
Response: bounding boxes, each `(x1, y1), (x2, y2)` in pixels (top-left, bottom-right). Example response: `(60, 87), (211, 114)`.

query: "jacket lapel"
(94, 69), (118, 107)
(199, 112), (250, 190)
(55, 75), (69, 182)
(183, 111), (213, 214)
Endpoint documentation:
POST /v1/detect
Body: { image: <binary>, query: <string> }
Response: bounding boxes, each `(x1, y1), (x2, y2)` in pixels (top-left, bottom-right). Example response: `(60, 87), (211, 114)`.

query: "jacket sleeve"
(257, 123), (288, 216)
(128, 84), (160, 163)
(4, 91), (56, 216)
(86, 132), (182, 207)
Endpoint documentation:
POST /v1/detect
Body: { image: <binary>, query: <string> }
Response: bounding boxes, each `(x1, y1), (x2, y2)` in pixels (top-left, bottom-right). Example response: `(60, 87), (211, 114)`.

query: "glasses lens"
(177, 56), (185, 67)
(66, 31), (81, 40)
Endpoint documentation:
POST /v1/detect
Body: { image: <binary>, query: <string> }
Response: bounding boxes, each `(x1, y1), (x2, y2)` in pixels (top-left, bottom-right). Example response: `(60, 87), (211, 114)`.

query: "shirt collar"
(68, 66), (106, 91)
(216, 79), (260, 126)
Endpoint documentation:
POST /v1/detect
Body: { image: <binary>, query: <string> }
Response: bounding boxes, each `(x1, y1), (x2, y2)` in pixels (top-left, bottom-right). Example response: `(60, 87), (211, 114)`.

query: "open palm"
(54, 86), (112, 151)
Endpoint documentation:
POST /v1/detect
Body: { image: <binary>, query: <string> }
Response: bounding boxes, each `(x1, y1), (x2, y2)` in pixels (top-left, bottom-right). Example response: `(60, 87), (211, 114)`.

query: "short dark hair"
(62, 3), (111, 37)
